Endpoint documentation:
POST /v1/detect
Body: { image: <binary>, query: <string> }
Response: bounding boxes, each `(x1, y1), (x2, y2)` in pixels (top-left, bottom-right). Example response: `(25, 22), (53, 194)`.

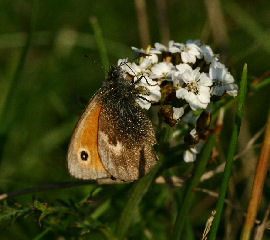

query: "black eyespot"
(80, 151), (88, 161)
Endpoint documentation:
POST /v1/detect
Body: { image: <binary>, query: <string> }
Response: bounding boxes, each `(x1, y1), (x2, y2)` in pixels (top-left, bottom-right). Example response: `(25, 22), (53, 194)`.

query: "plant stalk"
(240, 109), (270, 240)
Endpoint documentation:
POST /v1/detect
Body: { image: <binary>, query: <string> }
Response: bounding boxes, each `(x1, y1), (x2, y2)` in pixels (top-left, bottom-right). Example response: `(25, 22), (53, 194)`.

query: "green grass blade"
(185, 218), (195, 240)
(33, 228), (51, 240)
(89, 16), (110, 75)
(0, 0), (38, 162)
(116, 158), (163, 240)
(208, 64), (248, 240)
(251, 77), (270, 92)
(171, 132), (217, 239)
(0, 0), (38, 133)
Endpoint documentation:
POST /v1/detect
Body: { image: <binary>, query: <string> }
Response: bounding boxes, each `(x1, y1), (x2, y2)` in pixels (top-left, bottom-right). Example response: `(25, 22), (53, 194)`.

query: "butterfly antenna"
(135, 75), (159, 86)
(119, 59), (158, 87)
(84, 54), (106, 73)
(138, 95), (153, 103)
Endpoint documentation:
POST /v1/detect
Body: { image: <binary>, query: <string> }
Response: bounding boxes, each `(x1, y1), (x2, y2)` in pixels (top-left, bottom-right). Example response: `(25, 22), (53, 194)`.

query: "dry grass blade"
(0, 180), (114, 201)
(240, 110), (270, 240)
(201, 126), (265, 182)
(202, 210), (216, 240)
(134, 0), (150, 47)
(254, 204), (270, 240)
(155, 0), (170, 44)
(203, 0), (228, 48)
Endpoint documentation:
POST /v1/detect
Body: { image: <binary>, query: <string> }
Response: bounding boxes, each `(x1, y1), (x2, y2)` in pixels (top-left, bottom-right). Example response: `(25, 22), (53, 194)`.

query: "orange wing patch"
(67, 95), (109, 180)
(76, 104), (106, 172)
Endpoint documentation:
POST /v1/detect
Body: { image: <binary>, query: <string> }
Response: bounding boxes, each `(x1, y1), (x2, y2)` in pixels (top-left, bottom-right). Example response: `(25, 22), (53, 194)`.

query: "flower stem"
(171, 132), (217, 239)
(208, 63), (248, 240)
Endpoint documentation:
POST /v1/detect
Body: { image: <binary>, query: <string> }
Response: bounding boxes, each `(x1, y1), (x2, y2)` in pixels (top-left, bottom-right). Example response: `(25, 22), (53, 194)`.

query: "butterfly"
(67, 65), (158, 182)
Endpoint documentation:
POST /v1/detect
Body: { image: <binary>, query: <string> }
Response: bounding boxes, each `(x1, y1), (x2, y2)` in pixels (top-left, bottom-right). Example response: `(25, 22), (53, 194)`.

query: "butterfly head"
(107, 65), (123, 81)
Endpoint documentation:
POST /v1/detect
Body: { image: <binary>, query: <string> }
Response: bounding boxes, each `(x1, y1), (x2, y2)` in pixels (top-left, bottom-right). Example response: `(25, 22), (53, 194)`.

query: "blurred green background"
(0, 0), (270, 239)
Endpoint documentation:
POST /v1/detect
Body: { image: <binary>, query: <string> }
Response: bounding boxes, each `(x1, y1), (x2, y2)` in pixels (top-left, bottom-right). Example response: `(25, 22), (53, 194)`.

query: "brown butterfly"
(67, 65), (158, 182)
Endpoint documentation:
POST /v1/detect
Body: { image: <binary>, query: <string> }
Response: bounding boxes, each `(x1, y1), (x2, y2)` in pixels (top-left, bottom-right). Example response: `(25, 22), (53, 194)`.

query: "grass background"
(0, 0), (269, 239)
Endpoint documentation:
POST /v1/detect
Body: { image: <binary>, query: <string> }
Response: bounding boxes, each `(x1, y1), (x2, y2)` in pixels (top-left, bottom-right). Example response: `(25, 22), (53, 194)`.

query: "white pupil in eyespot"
(80, 151), (88, 161)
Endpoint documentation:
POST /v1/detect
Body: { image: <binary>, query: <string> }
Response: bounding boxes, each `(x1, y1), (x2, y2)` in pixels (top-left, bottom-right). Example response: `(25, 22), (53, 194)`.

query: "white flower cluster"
(117, 40), (238, 163)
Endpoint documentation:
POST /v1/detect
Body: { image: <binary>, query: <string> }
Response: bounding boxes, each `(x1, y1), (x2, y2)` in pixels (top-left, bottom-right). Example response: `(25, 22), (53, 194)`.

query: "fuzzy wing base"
(98, 98), (157, 181)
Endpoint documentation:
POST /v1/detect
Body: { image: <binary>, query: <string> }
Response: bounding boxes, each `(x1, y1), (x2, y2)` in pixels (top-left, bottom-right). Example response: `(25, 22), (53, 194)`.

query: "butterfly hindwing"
(97, 89), (157, 181)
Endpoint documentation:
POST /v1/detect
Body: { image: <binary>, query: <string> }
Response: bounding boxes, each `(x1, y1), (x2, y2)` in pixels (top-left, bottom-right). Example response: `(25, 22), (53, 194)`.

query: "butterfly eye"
(80, 150), (89, 161)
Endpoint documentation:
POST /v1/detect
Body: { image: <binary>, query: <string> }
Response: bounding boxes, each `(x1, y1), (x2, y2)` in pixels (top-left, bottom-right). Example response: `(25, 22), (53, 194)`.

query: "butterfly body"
(67, 66), (157, 182)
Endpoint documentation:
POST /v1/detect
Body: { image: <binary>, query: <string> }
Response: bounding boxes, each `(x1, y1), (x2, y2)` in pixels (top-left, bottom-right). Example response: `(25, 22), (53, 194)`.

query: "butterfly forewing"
(67, 93), (110, 180)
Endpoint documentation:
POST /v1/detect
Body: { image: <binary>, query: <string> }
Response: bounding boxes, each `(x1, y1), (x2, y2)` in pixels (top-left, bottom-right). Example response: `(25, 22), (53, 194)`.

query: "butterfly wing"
(98, 95), (158, 181)
(67, 92), (110, 180)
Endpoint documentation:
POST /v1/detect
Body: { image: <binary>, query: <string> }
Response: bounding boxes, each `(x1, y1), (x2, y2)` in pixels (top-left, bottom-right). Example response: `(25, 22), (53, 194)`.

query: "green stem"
(208, 64), (248, 240)
(172, 132), (217, 239)
(115, 158), (163, 240)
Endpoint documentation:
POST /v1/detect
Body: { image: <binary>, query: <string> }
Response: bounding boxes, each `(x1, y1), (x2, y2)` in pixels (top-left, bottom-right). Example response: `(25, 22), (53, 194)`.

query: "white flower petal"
(181, 51), (197, 64)
(150, 62), (173, 79)
(186, 92), (200, 110)
(130, 62), (141, 74)
(184, 149), (197, 162)
(149, 48), (162, 54)
(173, 107), (184, 120)
(225, 84), (238, 97)
(198, 87), (210, 103)
(172, 71), (184, 87)
(131, 46), (145, 54)
(140, 58), (152, 69)
(169, 46), (181, 53)
(181, 52), (189, 63)
(147, 54), (158, 64)
(118, 58), (128, 65)
(189, 101), (201, 111)
(186, 39), (201, 46)
(199, 73), (212, 86)
(211, 85), (225, 96)
(135, 76), (161, 103)
(176, 63), (192, 74)
(176, 88), (188, 99)
(190, 128), (197, 138)
(200, 45), (218, 63)
(193, 68), (201, 81)
(181, 69), (193, 84)
(226, 90), (238, 97)
(192, 141), (204, 154)
(136, 98), (151, 110)
(168, 40), (175, 48)
(149, 89), (161, 102)
(173, 42), (185, 49)
(199, 85), (210, 96)
(224, 73), (235, 84)
(188, 93), (207, 110)
(154, 42), (167, 52)
(209, 61), (238, 96)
